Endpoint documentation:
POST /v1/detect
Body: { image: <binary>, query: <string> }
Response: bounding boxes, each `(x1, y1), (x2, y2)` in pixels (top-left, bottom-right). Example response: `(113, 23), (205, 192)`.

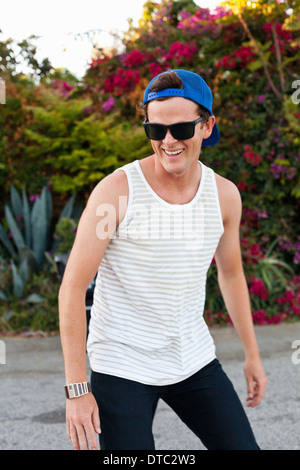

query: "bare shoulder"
(60, 169), (129, 290)
(87, 169), (129, 226)
(214, 172), (241, 201)
(214, 172), (242, 224)
(87, 168), (128, 209)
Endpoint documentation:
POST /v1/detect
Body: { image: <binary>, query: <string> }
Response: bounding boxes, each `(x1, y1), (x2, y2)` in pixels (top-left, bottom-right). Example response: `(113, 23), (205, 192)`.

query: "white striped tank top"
(87, 159), (224, 385)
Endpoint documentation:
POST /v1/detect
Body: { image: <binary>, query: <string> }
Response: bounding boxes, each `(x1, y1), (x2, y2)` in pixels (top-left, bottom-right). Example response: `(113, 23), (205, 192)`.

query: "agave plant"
(0, 185), (79, 299)
(1, 186), (52, 269)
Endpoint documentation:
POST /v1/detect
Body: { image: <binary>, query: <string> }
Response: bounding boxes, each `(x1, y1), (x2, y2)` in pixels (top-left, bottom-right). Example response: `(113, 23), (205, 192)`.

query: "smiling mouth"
(163, 149), (184, 157)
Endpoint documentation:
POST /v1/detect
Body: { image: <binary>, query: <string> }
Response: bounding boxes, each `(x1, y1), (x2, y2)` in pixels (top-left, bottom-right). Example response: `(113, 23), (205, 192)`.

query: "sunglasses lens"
(171, 123), (194, 140)
(144, 124), (166, 141)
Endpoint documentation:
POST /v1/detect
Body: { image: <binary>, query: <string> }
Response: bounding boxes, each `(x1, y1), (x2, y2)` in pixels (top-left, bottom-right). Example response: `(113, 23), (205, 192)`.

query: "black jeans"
(91, 358), (260, 450)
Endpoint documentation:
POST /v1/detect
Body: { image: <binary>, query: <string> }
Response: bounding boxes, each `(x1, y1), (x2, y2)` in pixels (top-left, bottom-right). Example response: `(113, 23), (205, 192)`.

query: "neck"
(153, 155), (201, 191)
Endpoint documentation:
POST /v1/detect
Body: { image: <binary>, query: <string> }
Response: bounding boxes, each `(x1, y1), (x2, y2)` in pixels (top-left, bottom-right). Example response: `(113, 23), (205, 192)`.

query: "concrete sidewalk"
(0, 322), (299, 450)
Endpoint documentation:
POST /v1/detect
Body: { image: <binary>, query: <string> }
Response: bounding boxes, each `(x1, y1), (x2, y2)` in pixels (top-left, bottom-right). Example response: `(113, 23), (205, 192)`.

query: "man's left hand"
(244, 358), (268, 407)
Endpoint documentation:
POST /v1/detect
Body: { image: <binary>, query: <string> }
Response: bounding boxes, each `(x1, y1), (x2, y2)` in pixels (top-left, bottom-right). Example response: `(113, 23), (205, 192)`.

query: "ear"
(203, 115), (216, 139)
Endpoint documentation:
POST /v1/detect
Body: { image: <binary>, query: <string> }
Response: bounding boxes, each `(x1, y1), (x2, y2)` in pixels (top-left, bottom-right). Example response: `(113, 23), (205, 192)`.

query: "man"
(59, 69), (267, 450)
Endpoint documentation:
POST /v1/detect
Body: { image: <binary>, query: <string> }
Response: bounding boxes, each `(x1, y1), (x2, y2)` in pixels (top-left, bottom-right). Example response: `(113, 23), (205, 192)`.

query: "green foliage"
(53, 217), (78, 254)
(0, 185), (81, 301)
(0, 269), (60, 333)
(1, 1), (299, 330)
(21, 93), (152, 194)
(47, 115), (151, 193)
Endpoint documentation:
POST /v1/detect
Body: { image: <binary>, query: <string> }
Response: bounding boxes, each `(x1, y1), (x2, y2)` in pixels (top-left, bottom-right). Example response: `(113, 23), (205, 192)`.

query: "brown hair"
(143, 71), (210, 123)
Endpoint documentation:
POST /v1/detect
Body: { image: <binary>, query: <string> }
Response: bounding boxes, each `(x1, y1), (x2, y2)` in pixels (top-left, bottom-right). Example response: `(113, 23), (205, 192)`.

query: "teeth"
(164, 149), (183, 155)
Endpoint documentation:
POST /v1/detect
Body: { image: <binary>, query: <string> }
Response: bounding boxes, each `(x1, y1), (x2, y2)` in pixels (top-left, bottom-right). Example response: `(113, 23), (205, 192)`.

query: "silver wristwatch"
(64, 381), (91, 399)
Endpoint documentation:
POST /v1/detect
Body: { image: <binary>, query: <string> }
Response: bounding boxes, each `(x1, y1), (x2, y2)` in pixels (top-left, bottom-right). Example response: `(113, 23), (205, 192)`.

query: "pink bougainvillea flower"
(252, 309), (268, 325)
(216, 45), (256, 69)
(29, 194), (39, 203)
(249, 277), (268, 300)
(237, 182), (248, 191)
(165, 41), (197, 66)
(257, 95), (266, 103)
(102, 96), (115, 112)
(149, 62), (163, 78)
(124, 50), (146, 67)
(104, 68), (140, 96)
(243, 144), (262, 166)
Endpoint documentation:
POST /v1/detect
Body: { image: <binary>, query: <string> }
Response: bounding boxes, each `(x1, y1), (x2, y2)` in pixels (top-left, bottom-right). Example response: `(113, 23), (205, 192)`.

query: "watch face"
(65, 382), (90, 398)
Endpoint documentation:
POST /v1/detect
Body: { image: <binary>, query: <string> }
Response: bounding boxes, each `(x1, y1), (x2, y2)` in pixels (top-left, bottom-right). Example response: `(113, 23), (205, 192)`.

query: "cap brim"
(202, 122), (220, 147)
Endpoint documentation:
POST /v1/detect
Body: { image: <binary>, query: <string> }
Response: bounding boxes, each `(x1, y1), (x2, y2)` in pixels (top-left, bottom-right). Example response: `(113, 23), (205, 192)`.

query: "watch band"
(64, 381), (91, 399)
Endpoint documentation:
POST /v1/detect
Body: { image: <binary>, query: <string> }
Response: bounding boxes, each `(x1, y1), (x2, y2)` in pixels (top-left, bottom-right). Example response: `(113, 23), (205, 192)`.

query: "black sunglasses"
(143, 117), (204, 141)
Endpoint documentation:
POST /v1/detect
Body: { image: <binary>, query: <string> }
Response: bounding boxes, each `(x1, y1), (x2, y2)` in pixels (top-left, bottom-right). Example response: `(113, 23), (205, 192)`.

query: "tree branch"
(271, 22), (285, 92)
(235, 4), (282, 99)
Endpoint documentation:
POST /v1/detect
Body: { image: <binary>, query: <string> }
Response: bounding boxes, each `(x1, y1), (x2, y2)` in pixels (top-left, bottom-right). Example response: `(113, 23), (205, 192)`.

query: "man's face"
(147, 97), (215, 176)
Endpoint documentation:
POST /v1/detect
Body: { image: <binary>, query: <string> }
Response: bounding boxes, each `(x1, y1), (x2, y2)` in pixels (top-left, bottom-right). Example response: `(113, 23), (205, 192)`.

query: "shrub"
(1, 0), (299, 329)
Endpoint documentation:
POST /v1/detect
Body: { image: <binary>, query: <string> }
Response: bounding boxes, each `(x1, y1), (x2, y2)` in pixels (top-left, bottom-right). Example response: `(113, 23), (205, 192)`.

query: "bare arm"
(214, 176), (267, 407)
(59, 170), (128, 449)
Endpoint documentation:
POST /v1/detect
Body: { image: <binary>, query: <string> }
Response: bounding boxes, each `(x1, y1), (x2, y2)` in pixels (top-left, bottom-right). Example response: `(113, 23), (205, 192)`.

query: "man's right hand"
(66, 393), (101, 450)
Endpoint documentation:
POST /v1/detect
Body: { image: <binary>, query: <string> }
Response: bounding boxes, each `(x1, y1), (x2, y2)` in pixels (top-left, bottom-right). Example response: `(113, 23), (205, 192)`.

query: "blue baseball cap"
(143, 69), (219, 147)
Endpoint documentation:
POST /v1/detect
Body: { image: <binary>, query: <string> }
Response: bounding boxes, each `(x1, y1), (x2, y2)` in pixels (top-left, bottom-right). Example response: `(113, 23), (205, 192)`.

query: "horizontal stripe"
(87, 160), (223, 385)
